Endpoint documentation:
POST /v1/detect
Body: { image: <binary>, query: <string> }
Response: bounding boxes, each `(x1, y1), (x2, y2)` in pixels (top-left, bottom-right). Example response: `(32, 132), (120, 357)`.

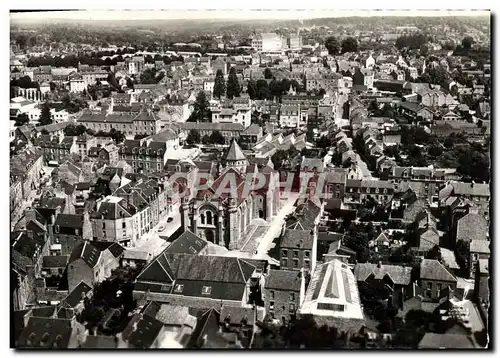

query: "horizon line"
(10, 9), (491, 22)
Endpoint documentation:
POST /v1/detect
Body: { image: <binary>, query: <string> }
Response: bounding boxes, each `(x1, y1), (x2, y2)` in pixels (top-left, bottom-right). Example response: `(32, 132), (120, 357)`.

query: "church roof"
(224, 140), (246, 162)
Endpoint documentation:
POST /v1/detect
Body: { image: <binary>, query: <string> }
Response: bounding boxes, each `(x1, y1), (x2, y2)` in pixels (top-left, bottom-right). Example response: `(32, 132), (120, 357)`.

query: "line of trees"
(213, 67), (241, 99)
(324, 36), (359, 55)
(246, 78), (302, 101)
(185, 129), (225, 145)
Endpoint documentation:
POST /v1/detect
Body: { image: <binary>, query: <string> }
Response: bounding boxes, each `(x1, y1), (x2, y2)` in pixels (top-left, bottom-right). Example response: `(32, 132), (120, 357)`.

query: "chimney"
(377, 261), (382, 268)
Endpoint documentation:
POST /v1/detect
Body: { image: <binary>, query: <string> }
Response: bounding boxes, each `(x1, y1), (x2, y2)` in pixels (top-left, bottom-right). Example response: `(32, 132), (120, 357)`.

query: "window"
(304, 259), (310, 268)
(75, 229), (79, 236)
(305, 251), (310, 258)
(202, 286), (212, 295)
(282, 259), (288, 267)
(269, 290), (275, 300)
(161, 285), (170, 291)
(282, 249), (288, 257)
(54, 225), (60, 233)
(269, 301), (275, 310)
(289, 303), (296, 313)
(293, 250), (299, 258)
(200, 214), (205, 225)
(293, 259), (299, 268)
(428, 282), (432, 289)
(206, 211), (213, 225)
(289, 292), (295, 301)
(122, 222), (126, 229)
(174, 284), (184, 293)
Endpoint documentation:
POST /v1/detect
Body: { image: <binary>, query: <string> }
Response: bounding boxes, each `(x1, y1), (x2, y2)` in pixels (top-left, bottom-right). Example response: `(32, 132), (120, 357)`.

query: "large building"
(251, 33), (284, 53)
(180, 140), (280, 249)
(77, 110), (162, 138)
(298, 259), (365, 330)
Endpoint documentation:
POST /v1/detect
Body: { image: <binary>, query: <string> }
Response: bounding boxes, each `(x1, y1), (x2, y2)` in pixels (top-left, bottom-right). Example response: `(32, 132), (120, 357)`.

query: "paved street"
(254, 193), (299, 259)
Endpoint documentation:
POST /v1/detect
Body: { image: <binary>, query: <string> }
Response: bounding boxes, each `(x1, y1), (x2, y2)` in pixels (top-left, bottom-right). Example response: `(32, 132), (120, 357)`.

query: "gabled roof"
(265, 269), (301, 291)
(354, 263), (412, 286)
(280, 229), (313, 250)
(420, 259), (457, 282)
(54, 214), (84, 229)
(63, 281), (92, 308)
(17, 317), (74, 348)
(68, 241), (101, 268)
(165, 230), (207, 255)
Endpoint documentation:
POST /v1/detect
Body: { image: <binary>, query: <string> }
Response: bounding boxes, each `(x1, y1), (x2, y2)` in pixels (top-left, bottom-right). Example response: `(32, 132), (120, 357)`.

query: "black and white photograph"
(9, 8), (491, 350)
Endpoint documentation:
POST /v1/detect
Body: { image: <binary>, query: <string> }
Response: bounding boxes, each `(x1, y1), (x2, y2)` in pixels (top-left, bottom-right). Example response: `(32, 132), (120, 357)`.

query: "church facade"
(179, 141), (280, 250)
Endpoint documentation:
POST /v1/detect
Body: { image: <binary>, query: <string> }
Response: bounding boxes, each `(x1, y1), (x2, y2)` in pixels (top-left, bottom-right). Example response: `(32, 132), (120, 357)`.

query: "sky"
(10, 9), (490, 22)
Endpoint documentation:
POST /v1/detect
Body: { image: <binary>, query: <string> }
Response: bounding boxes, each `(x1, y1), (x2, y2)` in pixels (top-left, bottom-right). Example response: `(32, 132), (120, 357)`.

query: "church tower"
(223, 140), (248, 173)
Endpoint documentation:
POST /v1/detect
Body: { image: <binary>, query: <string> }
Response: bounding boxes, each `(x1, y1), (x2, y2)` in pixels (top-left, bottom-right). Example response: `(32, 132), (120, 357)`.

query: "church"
(179, 140), (280, 250)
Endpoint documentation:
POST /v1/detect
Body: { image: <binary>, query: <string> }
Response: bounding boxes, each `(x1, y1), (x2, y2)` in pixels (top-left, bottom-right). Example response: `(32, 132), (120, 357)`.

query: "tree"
(428, 144), (443, 157)
(316, 136), (332, 149)
(341, 37), (358, 54)
(324, 36), (340, 56)
(256, 79), (270, 100)
(462, 36), (474, 50)
(201, 134), (211, 145)
(15, 113), (29, 127)
(107, 72), (120, 90)
(264, 68), (273, 80)
(140, 68), (158, 85)
(209, 130), (225, 145)
(213, 69), (226, 99)
(126, 77), (135, 91)
(190, 91), (211, 122)
(318, 88), (326, 97)
(226, 67), (241, 99)
(186, 129), (201, 145)
(443, 136), (454, 149)
(38, 102), (52, 126)
(247, 79), (257, 100)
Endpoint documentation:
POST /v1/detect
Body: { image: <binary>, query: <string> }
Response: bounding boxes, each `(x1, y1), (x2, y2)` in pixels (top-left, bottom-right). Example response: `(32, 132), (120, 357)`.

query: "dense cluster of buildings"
(10, 16), (490, 350)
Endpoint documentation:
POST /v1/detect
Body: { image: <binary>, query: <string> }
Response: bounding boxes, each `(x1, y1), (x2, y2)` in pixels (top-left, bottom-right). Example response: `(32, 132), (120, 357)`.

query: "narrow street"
(254, 192), (299, 259)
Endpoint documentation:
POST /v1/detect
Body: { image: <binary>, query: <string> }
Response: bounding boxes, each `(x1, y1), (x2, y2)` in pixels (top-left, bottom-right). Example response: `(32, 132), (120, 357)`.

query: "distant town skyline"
(10, 9), (490, 22)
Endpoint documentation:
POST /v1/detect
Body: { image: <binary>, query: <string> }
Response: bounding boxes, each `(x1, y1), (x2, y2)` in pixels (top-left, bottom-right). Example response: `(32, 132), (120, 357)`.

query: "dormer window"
(202, 286), (212, 295)
(174, 284), (184, 293)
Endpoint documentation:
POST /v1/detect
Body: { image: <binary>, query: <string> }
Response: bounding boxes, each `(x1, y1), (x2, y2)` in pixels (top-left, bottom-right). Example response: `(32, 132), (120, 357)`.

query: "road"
(254, 193), (299, 259)
(131, 208), (181, 255)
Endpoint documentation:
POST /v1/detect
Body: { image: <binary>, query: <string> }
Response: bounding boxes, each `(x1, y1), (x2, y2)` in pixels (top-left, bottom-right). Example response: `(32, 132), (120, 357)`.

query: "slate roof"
(63, 281), (93, 308)
(17, 317), (74, 348)
(124, 314), (164, 348)
(469, 240), (490, 254)
(42, 255), (69, 268)
(418, 333), (477, 349)
(420, 259), (457, 282)
(165, 230), (207, 255)
(451, 181), (489, 197)
(89, 241), (125, 258)
(54, 214), (84, 229)
(280, 229), (313, 250)
(187, 308), (221, 348)
(136, 252), (256, 300)
(224, 140), (247, 162)
(68, 241), (101, 268)
(456, 213), (489, 242)
(354, 263), (412, 286)
(265, 269), (302, 291)
(80, 335), (118, 349)
(285, 199), (321, 231)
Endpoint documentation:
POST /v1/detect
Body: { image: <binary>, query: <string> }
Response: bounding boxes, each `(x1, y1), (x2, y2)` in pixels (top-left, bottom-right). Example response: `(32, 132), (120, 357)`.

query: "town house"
(264, 269), (304, 323)
(67, 241), (124, 292)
